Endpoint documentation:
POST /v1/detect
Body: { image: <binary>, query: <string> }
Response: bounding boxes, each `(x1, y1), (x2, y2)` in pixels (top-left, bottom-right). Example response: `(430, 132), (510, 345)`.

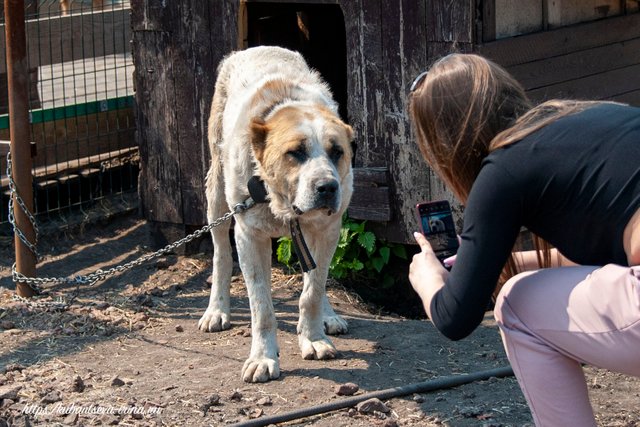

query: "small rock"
(355, 398), (390, 414)
(201, 394), (221, 415)
(435, 395), (446, 402)
(63, 412), (79, 425)
(1, 398), (15, 409)
(249, 408), (264, 419)
(175, 325), (184, 333)
(412, 394), (425, 403)
(205, 394), (221, 406)
(39, 390), (62, 404)
(71, 376), (85, 393)
(111, 377), (125, 387)
(335, 382), (359, 396)
(0, 320), (15, 330)
(0, 384), (22, 400)
(229, 391), (243, 401)
(256, 396), (272, 406)
(382, 420), (399, 427)
(3, 329), (22, 336)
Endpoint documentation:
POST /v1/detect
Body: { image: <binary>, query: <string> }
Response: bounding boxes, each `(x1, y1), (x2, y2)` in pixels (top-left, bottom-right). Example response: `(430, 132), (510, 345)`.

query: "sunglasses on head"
(409, 70), (428, 93)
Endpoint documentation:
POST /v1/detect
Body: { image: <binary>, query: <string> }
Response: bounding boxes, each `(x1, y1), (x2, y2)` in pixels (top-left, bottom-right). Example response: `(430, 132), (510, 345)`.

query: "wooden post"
(4, 0), (36, 297)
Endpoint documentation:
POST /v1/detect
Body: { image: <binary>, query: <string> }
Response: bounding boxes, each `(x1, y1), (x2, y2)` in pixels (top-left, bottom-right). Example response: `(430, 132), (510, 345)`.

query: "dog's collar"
(246, 176), (316, 272)
(248, 176), (269, 204)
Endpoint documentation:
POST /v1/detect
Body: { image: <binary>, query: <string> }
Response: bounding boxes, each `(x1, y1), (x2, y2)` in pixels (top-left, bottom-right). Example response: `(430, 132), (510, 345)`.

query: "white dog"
(198, 46), (354, 383)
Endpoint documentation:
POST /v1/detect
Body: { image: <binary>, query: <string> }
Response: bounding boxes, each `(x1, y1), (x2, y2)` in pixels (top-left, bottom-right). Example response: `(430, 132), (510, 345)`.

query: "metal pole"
(5, 0), (36, 297)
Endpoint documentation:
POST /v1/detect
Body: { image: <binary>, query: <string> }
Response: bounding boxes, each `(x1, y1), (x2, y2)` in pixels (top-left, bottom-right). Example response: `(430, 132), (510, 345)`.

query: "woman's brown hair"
(408, 53), (614, 286)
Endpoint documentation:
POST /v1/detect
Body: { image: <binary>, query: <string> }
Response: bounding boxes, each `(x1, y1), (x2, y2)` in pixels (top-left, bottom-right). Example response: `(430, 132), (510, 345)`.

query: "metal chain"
(6, 152), (40, 260)
(10, 200), (254, 288)
(5, 150), (256, 308)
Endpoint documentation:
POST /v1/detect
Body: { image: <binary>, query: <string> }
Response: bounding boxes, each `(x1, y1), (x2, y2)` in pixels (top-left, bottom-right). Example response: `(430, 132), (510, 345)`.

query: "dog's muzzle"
(292, 178), (341, 216)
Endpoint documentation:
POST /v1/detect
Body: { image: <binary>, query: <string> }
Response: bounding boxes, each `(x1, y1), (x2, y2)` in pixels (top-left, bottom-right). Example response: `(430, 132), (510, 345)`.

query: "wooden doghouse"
(131, 0), (640, 248)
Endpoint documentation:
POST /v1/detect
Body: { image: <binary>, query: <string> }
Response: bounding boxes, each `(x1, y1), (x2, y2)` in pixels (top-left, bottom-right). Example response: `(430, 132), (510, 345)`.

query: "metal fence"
(0, 0), (136, 239)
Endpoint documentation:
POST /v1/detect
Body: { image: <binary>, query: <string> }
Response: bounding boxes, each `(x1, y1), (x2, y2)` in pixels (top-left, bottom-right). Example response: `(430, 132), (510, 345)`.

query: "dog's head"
(250, 104), (354, 220)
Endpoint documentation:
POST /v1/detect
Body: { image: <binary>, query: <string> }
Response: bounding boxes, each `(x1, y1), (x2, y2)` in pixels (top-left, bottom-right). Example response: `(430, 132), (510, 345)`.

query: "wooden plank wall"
(478, 13), (640, 106)
(131, 0), (239, 236)
(341, 0), (471, 243)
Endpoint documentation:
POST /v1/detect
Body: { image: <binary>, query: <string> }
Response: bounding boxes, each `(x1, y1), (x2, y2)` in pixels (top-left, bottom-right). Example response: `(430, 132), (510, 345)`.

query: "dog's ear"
(250, 117), (268, 163)
(343, 123), (354, 143)
(343, 123), (356, 164)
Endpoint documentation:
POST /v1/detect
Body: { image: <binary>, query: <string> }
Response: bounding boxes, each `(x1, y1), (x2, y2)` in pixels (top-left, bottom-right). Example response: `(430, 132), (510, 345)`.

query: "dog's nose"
(316, 179), (339, 196)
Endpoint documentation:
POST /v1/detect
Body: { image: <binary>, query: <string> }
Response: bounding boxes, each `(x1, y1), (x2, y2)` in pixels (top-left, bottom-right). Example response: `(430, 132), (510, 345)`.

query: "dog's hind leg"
(198, 156), (234, 332)
(199, 77), (234, 333)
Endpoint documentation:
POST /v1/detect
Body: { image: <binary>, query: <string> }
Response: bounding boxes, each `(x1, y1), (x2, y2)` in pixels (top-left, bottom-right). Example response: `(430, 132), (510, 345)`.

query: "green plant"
(276, 215), (407, 288)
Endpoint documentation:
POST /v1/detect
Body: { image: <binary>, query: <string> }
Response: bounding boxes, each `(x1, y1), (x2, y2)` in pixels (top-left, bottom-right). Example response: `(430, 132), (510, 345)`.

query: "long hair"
(408, 53), (615, 287)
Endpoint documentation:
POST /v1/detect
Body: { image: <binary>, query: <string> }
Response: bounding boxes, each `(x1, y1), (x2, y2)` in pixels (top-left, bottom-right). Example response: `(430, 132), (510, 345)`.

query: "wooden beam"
(478, 13), (640, 67)
(348, 167), (392, 222)
(0, 146), (139, 189)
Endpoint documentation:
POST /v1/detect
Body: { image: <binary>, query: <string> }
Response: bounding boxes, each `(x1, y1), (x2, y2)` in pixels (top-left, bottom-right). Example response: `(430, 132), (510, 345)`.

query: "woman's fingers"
(413, 232), (433, 252)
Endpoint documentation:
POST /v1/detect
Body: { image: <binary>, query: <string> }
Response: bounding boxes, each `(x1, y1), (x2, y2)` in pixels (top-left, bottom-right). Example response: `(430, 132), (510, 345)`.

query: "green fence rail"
(0, 95), (134, 130)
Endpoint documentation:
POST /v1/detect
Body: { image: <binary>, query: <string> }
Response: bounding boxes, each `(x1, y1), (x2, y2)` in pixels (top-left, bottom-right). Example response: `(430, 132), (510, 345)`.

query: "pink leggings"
(494, 264), (640, 427)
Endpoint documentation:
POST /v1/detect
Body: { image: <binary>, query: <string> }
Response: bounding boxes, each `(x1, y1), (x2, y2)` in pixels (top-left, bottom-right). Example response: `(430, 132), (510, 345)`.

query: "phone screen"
(416, 200), (459, 261)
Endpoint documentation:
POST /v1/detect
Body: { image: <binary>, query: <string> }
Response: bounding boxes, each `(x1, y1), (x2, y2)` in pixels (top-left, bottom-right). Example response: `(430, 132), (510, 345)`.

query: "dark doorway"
(246, 3), (349, 122)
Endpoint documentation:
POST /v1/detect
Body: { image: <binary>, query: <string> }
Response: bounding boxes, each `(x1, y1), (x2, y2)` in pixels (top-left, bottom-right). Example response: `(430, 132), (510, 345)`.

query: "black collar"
(246, 176), (316, 272)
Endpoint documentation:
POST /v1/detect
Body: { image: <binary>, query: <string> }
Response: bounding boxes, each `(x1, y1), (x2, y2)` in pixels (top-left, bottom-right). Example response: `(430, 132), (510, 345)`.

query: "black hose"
(230, 365), (515, 427)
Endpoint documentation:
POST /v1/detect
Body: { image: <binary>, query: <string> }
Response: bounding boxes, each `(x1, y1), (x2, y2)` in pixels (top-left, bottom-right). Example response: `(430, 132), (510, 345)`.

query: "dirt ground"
(1, 213), (639, 427)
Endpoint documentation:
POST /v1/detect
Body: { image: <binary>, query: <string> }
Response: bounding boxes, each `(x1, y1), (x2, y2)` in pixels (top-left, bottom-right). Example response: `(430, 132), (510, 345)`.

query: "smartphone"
(415, 200), (459, 264)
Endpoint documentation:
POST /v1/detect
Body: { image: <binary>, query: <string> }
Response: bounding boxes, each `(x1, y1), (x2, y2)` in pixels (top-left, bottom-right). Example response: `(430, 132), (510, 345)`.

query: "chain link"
(5, 149), (256, 308)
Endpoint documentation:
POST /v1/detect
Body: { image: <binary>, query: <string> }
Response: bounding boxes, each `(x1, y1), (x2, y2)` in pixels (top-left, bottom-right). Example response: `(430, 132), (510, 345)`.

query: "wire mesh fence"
(0, 0), (136, 240)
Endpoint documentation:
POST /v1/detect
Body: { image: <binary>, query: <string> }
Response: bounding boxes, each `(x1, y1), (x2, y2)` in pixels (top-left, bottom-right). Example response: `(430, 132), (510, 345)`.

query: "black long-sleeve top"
(430, 103), (640, 340)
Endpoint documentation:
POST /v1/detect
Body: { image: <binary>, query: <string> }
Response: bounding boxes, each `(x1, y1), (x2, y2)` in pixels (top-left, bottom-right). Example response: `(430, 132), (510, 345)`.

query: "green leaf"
(370, 256), (385, 273)
(276, 237), (292, 266)
(391, 244), (408, 260)
(379, 246), (391, 264)
(338, 227), (352, 248)
(349, 259), (365, 271)
(357, 231), (376, 254)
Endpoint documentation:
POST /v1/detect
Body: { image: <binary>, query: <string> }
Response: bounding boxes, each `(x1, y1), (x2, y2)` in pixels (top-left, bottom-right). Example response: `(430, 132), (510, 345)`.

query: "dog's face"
(250, 105), (353, 219)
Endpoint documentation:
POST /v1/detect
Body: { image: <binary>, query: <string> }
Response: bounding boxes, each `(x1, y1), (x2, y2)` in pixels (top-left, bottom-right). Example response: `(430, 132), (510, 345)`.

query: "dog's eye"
(329, 144), (343, 163)
(286, 146), (307, 162)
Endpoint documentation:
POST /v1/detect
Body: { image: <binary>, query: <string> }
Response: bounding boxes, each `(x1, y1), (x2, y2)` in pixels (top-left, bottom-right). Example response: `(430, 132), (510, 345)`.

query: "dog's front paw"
(299, 336), (338, 360)
(198, 308), (231, 332)
(324, 314), (348, 335)
(241, 357), (280, 382)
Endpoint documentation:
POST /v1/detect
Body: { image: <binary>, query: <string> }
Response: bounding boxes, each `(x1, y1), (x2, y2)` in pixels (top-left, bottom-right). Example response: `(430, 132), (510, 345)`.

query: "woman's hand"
(409, 232), (449, 319)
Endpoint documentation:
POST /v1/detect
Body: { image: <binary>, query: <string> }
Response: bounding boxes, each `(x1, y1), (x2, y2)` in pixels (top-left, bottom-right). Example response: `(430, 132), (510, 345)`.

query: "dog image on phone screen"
(428, 218), (446, 233)
(198, 46), (354, 383)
